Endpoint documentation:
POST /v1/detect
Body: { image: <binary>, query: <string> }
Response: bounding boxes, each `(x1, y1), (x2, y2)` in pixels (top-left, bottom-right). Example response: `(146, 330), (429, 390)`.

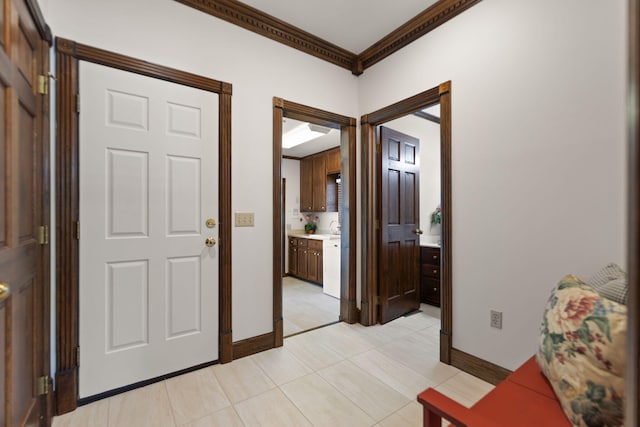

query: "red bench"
(417, 356), (570, 426)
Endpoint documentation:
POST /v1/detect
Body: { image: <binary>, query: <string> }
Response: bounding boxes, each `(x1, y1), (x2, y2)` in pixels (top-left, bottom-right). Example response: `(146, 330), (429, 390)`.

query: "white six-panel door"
(78, 61), (219, 398)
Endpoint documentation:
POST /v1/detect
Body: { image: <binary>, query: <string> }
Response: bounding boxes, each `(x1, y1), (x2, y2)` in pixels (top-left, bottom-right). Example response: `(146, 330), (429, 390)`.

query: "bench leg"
(424, 409), (442, 427)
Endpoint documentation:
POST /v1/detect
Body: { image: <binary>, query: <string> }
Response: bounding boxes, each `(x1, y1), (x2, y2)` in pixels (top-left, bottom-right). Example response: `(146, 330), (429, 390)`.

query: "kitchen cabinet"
(299, 149), (339, 213)
(312, 154), (326, 212)
(420, 246), (441, 307)
(288, 237), (298, 276)
(307, 240), (323, 283)
(326, 147), (341, 174)
(296, 238), (308, 278)
(300, 156), (314, 212)
(288, 236), (323, 284)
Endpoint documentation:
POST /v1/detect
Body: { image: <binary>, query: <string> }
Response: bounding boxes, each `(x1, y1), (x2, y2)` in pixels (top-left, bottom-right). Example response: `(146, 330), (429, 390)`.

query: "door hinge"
(37, 75), (48, 95)
(75, 221), (80, 240)
(76, 347), (80, 366)
(374, 295), (379, 306)
(375, 219), (380, 230)
(75, 93), (80, 113)
(37, 225), (49, 245)
(36, 375), (50, 396)
(375, 143), (381, 154)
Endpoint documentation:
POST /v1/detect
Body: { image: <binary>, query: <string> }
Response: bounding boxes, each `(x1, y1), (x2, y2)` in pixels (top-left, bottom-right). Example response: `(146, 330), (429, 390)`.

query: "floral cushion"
(536, 275), (626, 427)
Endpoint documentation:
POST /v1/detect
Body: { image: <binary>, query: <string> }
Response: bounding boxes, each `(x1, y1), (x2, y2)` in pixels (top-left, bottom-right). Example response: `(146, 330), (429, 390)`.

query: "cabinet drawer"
(421, 278), (441, 306)
(289, 237), (297, 246)
(422, 264), (440, 279)
(421, 246), (440, 266)
(308, 240), (323, 251)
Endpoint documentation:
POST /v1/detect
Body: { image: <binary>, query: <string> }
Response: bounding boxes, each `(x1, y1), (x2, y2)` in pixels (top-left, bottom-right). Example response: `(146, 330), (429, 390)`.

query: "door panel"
(79, 61), (219, 398)
(0, 0), (48, 424)
(379, 126), (420, 324)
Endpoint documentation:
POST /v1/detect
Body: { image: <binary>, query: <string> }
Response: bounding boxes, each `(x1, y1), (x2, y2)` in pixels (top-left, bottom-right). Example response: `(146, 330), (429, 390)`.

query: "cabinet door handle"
(432, 255), (437, 259)
(433, 287), (437, 292)
(433, 269), (437, 274)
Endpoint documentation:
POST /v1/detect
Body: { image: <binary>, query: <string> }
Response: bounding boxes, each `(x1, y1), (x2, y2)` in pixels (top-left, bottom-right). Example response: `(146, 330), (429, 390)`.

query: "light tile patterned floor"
(53, 305), (493, 427)
(283, 276), (340, 337)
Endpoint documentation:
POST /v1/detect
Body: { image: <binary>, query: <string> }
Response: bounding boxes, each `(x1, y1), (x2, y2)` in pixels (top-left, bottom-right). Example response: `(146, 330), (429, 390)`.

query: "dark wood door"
(0, 0), (50, 425)
(378, 126), (420, 323)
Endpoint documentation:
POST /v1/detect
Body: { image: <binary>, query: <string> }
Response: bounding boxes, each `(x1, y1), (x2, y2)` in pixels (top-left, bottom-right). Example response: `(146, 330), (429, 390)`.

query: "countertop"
(288, 231), (341, 241)
(421, 242), (441, 248)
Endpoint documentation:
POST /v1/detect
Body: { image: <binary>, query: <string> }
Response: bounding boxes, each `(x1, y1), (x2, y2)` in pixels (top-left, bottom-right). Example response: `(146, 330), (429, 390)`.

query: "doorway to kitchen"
(272, 98), (357, 346)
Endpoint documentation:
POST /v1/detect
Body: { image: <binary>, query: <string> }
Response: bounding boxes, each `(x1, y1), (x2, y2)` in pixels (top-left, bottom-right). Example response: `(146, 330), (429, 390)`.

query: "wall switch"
(235, 212), (255, 227)
(490, 310), (503, 329)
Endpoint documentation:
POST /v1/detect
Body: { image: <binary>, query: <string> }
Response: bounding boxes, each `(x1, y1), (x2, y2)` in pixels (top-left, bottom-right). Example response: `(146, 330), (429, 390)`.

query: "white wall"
(45, 0), (359, 341)
(283, 158), (303, 232)
(43, 0), (628, 371)
(360, 0), (627, 370)
(386, 114), (441, 243)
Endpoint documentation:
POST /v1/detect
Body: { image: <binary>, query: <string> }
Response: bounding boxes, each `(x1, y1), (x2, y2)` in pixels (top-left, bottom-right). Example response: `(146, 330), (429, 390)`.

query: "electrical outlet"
(490, 310), (503, 329)
(235, 212), (255, 227)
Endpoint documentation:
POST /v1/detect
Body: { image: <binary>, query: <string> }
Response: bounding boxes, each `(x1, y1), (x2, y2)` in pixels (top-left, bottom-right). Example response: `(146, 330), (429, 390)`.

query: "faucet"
(330, 220), (341, 235)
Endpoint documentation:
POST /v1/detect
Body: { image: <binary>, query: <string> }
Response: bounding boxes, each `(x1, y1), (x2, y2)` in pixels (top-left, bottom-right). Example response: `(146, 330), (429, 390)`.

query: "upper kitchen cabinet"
(300, 156), (314, 212)
(300, 148), (340, 213)
(312, 154), (327, 212)
(326, 147), (341, 174)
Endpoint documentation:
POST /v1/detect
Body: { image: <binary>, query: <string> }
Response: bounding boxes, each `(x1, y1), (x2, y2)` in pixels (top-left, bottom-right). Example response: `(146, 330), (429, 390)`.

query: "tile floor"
(282, 276), (340, 337)
(53, 305), (494, 427)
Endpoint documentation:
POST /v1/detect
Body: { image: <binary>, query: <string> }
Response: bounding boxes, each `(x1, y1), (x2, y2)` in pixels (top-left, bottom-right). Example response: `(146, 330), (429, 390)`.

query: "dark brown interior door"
(0, 0), (49, 425)
(378, 126), (420, 323)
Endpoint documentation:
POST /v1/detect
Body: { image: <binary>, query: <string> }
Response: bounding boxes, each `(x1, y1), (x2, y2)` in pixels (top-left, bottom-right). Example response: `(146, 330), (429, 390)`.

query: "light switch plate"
(235, 212), (255, 227)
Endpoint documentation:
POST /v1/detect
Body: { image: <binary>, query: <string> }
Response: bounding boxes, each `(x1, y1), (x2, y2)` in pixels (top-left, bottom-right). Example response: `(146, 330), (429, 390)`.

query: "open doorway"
(360, 82), (453, 363)
(281, 117), (342, 336)
(272, 98), (357, 347)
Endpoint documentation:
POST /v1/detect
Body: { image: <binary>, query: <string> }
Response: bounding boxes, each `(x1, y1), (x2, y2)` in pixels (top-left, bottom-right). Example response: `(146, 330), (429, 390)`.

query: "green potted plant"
(304, 214), (318, 234)
(430, 205), (441, 230)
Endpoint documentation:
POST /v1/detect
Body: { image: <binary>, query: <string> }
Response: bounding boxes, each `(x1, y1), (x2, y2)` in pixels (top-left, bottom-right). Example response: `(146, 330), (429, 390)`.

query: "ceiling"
(282, 105), (441, 159)
(239, 0), (439, 53)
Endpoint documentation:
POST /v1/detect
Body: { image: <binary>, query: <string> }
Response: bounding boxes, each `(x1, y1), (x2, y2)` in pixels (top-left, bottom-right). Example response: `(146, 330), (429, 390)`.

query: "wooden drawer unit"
(420, 246), (441, 307)
(288, 236), (323, 284)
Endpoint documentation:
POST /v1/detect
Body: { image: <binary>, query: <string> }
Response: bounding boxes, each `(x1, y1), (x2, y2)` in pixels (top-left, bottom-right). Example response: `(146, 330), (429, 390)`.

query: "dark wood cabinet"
(288, 237), (298, 276)
(312, 154), (327, 212)
(420, 246), (441, 306)
(300, 157), (313, 212)
(326, 147), (341, 174)
(288, 236), (323, 284)
(307, 240), (323, 283)
(299, 148), (340, 213)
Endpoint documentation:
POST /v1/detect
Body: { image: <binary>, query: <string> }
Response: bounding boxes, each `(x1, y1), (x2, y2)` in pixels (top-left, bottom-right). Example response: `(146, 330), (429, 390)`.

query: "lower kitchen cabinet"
(420, 246), (441, 307)
(288, 236), (323, 285)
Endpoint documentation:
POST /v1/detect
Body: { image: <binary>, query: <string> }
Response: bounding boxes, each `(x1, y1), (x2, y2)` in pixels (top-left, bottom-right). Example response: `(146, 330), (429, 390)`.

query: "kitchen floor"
(283, 275), (340, 337)
(52, 304), (493, 427)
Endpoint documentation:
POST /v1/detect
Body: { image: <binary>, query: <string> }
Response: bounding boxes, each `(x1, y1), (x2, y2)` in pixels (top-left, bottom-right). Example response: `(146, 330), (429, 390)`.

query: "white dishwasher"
(322, 239), (341, 298)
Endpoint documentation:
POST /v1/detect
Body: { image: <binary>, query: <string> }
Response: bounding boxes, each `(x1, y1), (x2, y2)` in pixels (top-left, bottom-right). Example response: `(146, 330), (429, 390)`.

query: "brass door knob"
(0, 282), (10, 301)
(205, 237), (216, 247)
(414, 229), (424, 235)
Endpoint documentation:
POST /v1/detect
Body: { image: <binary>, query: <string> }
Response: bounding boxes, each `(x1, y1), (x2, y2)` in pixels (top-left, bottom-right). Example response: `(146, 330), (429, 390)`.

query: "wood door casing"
(0, 0), (51, 425)
(55, 38), (232, 413)
(378, 126), (420, 324)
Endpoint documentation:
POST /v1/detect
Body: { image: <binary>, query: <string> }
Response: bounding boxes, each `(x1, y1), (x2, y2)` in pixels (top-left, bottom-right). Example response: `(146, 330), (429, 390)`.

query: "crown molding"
(358, 0), (482, 70)
(175, 0), (482, 76)
(175, 0), (358, 72)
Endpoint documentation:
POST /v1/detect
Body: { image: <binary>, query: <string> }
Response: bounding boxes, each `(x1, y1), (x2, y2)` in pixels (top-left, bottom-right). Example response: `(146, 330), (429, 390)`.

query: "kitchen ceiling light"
(282, 123), (332, 148)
